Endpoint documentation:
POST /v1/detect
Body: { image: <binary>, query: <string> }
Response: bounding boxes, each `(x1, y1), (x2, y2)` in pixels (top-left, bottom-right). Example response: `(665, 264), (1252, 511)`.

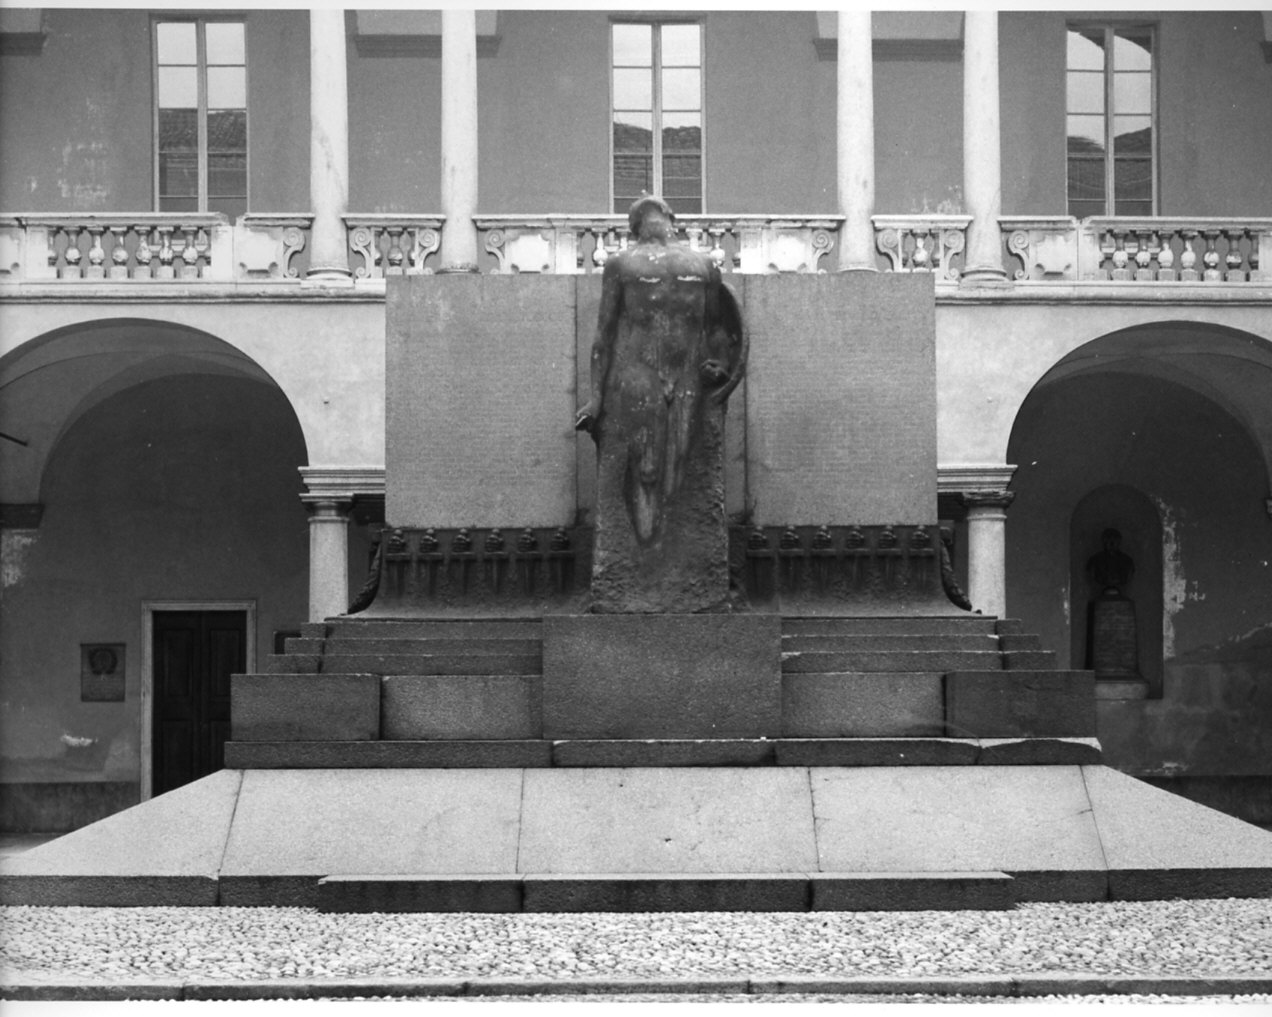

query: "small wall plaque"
(81, 644), (125, 702)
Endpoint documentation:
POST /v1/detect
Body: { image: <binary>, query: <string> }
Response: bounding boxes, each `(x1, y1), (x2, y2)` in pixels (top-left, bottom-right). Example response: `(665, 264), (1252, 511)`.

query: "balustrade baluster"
(1202, 229), (1222, 282)
(1097, 229), (1116, 279)
(1110, 231), (1131, 281)
(385, 227), (406, 276)
(1156, 229), (1176, 282)
(1179, 231), (1199, 282)
(155, 226), (176, 279)
(84, 225), (107, 279)
(1134, 230), (1157, 281)
(133, 225), (154, 279)
(1224, 228), (1247, 282)
(911, 231), (931, 272)
(708, 226), (728, 271)
(61, 227), (83, 279)
(178, 226), (200, 279)
(108, 225), (130, 280)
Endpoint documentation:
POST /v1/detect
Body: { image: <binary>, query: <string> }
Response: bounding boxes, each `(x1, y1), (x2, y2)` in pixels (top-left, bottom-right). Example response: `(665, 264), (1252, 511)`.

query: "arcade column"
(836, 9), (876, 272)
(964, 490), (1015, 619)
(961, 10), (1007, 283)
(303, 497), (352, 622)
(307, 9), (352, 281)
(439, 8), (480, 272)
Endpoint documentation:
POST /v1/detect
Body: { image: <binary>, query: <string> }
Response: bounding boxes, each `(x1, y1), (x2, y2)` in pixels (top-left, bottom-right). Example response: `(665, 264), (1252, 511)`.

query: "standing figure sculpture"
(575, 196), (747, 612)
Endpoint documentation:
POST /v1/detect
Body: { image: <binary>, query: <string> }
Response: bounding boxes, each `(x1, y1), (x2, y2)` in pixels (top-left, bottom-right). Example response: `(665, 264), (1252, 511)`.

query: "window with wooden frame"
(154, 19), (247, 219)
(611, 20), (703, 215)
(1066, 23), (1155, 218)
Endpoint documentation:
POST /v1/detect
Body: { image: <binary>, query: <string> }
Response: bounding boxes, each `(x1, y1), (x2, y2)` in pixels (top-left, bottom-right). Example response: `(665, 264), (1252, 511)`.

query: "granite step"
(782, 650), (1003, 673)
(321, 619), (544, 641)
(290, 637), (542, 656)
(782, 616), (998, 636)
(781, 633), (999, 652)
(1003, 650), (1057, 669)
(321, 653), (542, 676)
(316, 871), (1016, 913)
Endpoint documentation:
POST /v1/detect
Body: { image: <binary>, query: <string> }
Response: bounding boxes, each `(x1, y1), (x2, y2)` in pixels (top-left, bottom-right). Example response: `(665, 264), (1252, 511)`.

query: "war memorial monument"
(3, 198), (1271, 912)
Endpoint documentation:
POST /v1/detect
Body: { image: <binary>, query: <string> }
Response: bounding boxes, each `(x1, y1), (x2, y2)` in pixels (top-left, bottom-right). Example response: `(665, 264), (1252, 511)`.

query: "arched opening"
(0, 320), (310, 831)
(1005, 320), (1272, 822)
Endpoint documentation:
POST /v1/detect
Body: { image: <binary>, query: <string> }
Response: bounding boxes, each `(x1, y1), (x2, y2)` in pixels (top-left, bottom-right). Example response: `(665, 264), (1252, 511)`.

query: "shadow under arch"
(0, 316), (310, 503)
(1007, 318), (1272, 499)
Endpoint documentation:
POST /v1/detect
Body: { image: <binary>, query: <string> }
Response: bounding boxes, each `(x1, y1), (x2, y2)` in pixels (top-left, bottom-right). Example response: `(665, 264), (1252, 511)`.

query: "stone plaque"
(80, 643), (125, 702)
(1091, 598), (1137, 676)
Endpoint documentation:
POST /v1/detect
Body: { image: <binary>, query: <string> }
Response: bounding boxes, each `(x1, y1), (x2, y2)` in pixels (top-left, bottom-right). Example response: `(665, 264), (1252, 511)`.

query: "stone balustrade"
(1004, 216), (1272, 284)
(474, 214), (842, 275)
(2, 212), (1268, 288)
(873, 215), (972, 280)
(345, 215), (443, 278)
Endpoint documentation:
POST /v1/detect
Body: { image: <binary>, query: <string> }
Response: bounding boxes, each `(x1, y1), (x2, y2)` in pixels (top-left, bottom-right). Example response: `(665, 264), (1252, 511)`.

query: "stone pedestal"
(542, 615), (782, 739)
(1091, 595), (1138, 676)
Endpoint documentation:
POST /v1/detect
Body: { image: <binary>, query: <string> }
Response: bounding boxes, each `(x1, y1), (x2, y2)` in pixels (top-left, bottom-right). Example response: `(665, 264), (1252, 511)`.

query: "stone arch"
(0, 318), (311, 819)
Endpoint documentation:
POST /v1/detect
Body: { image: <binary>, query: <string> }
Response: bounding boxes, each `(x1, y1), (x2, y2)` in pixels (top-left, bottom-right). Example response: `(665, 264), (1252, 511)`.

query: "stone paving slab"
(219, 769), (523, 879)
(809, 766), (1108, 902)
(517, 767), (817, 873)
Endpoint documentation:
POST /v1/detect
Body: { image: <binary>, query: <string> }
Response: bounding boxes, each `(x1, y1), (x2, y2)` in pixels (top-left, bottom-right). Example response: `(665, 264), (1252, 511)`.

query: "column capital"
(963, 490), (1016, 511)
(299, 465), (386, 503)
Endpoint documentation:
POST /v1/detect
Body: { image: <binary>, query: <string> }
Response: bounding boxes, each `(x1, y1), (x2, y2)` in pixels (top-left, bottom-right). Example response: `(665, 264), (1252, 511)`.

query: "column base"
(436, 264), (481, 275)
(958, 267), (1010, 286)
(304, 266), (355, 286)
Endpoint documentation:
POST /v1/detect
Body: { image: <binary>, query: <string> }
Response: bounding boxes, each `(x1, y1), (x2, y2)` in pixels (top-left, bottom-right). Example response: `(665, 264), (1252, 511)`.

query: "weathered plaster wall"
(1006, 371), (1272, 778)
(0, 10), (309, 213)
(934, 301), (1272, 466)
(0, 374), (308, 798)
(0, 303), (386, 467)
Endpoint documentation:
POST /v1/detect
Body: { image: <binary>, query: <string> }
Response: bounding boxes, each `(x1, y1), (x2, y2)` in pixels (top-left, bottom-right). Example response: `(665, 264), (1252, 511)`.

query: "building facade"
(1, 8), (1270, 831)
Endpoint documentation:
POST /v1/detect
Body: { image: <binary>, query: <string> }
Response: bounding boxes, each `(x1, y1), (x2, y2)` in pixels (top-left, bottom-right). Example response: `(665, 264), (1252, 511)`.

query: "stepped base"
(4, 765), (1271, 909)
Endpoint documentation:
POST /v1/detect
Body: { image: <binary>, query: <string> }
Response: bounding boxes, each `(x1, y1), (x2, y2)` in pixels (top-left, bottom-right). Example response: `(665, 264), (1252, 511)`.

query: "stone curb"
(4, 974), (1272, 1001)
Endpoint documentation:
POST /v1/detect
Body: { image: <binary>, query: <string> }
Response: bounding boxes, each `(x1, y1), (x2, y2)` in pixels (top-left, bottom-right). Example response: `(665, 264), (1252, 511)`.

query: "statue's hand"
(574, 401), (597, 432)
(700, 359), (730, 385)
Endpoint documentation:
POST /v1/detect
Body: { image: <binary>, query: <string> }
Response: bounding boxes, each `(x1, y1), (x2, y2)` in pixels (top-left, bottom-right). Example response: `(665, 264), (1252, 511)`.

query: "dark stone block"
(217, 875), (319, 907)
(1001, 650), (1058, 670)
(978, 737), (1103, 765)
(0, 781), (139, 834)
(0, 874), (218, 906)
(1004, 869), (1108, 903)
(810, 871), (1013, 911)
(317, 875), (524, 913)
(264, 653), (321, 674)
(994, 619), (1027, 635)
(382, 675), (542, 740)
(781, 672), (944, 737)
(522, 873), (809, 912)
(1107, 867), (1272, 901)
(945, 671), (1096, 738)
(997, 633), (1043, 651)
(231, 674), (380, 741)
(550, 740), (775, 767)
(224, 740), (553, 769)
(3, 983), (181, 1001)
(783, 650), (1001, 673)
(542, 615), (782, 739)
(322, 653), (541, 676)
(776, 738), (979, 766)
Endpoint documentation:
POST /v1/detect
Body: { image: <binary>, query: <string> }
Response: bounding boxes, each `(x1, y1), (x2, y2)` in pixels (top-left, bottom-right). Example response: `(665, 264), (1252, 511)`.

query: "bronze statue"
(576, 196), (747, 612)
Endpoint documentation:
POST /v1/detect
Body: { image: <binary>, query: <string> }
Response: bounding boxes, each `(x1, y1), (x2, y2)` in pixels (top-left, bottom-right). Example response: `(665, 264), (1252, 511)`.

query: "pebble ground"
(2, 898), (1270, 1002)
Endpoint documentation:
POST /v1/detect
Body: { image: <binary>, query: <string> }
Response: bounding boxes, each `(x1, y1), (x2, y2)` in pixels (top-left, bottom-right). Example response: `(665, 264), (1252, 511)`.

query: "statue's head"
(1101, 527), (1122, 551)
(628, 195), (675, 239)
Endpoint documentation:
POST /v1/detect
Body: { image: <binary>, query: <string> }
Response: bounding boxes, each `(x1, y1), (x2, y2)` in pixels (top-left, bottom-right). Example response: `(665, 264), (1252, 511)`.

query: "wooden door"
(152, 610), (244, 796)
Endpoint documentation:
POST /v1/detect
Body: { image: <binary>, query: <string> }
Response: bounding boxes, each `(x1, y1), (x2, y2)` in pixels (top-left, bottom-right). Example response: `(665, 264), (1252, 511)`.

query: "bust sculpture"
(576, 196), (747, 612)
(1087, 527), (1135, 596)
(1085, 527), (1138, 676)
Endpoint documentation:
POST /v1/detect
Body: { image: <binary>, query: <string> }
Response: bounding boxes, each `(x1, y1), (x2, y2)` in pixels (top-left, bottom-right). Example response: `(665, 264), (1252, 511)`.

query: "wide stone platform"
(4, 764), (1272, 909)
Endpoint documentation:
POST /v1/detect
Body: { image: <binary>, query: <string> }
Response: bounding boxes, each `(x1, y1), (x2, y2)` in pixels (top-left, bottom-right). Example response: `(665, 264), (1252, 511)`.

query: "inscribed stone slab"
(741, 272), (936, 524)
(219, 769), (523, 876)
(386, 274), (577, 526)
(517, 768), (817, 873)
(809, 766), (1105, 876)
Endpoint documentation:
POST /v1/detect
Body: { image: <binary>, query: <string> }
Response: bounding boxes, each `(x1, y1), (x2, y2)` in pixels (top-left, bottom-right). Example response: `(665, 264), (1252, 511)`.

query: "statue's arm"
(703, 270), (747, 404)
(576, 258), (621, 432)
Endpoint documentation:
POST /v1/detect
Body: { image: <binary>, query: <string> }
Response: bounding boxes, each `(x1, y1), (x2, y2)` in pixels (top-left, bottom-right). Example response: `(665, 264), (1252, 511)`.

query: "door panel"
(152, 610), (246, 796)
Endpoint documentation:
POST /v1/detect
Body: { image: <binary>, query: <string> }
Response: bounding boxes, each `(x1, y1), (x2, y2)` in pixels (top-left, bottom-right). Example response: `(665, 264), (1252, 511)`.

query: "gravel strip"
(2, 900), (1270, 987)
